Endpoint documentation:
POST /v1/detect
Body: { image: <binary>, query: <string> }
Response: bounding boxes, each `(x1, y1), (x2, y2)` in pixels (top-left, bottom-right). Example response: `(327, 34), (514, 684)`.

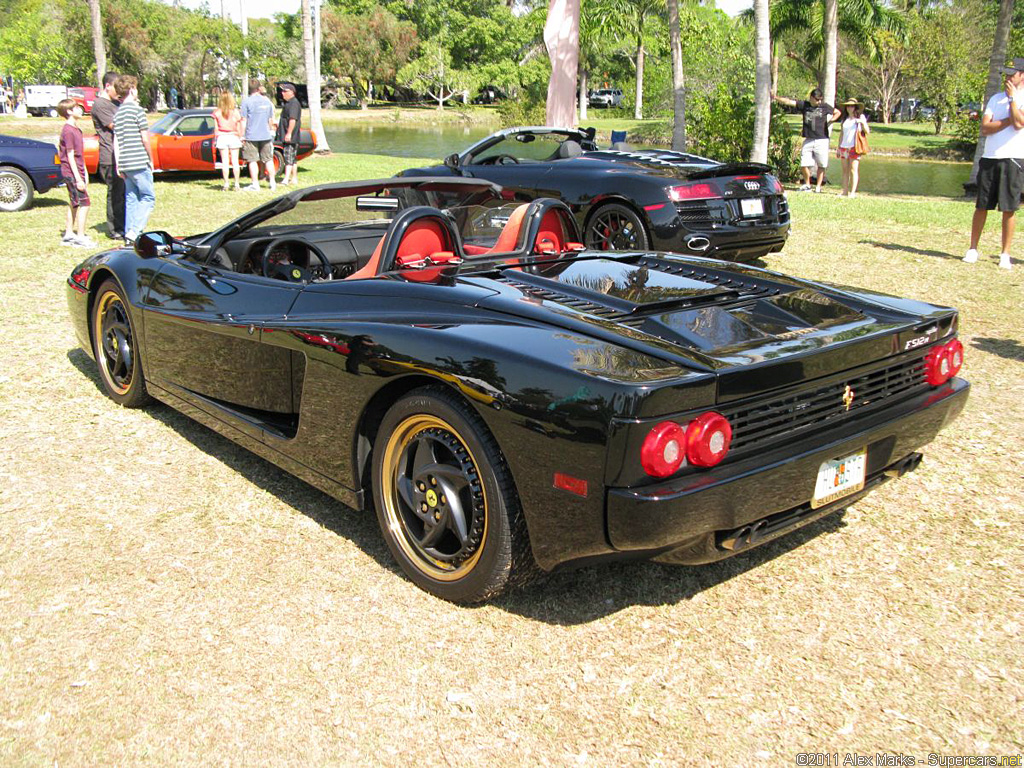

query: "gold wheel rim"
(380, 414), (488, 581)
(93, 290), (133, 395)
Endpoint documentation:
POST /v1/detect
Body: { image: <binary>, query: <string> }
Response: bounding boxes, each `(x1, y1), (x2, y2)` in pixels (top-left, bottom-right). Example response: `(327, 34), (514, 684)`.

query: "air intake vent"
(635, 257), (788, 301)
(495, 276), (627, 319)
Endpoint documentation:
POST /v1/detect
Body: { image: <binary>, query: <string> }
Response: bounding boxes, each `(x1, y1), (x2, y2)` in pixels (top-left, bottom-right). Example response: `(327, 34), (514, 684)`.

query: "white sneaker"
(244, 184), (259, 192)
(73, 235), (97, 248)
(963, 248), (979, 264)
(999, 253), (1012, 269)
(61, 233), (76, 246)
(798, 184), (811, 192)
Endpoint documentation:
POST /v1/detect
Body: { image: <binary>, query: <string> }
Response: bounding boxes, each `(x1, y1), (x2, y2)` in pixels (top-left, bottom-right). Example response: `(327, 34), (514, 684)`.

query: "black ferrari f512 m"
(401, 126), (791, 262)
(67, 178), (967, 603)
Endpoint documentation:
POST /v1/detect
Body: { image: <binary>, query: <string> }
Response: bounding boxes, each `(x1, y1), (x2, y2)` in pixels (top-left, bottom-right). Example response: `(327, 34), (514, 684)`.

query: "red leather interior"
(486, 204), (531, 254)
(347, 218), (451, 280)
(534, 209), (567, 255)
(346, 236), (386, 280)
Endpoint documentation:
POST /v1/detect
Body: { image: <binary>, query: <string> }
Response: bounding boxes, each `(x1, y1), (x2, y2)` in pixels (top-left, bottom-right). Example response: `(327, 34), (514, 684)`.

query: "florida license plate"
(811, 448), (867, 509)
(740, 198), (764, 217)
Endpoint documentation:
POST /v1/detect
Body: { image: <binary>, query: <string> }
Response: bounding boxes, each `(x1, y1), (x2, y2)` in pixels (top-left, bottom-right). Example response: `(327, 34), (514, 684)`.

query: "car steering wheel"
(260, 237), (332, 283)
(493, 154), (519, 165)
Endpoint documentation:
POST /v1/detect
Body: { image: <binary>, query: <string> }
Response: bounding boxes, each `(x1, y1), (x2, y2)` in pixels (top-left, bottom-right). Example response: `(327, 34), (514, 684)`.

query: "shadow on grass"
(28, 197), (68, 209)
(972, 336), (1024, 362)
(66, 345), (849, 623)
(65, 346), (391, 566)
(859, 239), (957, 260)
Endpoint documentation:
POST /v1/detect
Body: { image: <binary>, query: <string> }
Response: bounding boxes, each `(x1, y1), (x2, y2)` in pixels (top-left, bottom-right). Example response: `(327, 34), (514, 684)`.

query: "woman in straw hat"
(836, 98), (870, 197)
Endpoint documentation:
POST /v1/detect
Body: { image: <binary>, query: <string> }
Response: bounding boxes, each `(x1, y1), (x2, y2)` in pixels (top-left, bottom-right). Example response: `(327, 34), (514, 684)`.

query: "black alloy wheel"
(90, 280), (152, 408)
(0, 166), (33, 212)
(585, 203), (649, 251)
(372, 386), (536, 603)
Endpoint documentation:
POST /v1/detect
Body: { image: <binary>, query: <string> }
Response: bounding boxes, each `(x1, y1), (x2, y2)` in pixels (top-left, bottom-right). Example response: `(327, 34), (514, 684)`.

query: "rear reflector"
(553, 472), (588, 497)
(685, 412), (733, 468)
(641, 421), (686, 478)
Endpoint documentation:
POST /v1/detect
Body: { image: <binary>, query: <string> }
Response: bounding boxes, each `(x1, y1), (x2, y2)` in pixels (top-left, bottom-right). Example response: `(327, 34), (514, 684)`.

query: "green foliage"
(687, 84), (798, 180)
(0, 0), (92, 83)
(904, 8), (978, 134)
(322, 7), (417, 106)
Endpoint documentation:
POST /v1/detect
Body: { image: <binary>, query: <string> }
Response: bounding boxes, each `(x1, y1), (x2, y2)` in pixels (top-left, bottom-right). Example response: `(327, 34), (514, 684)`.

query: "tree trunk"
(579, 68), (588, 122)
(634, 39), (645, 120)
(87, 0), (105, 89)
(770, 41), (779, 99)
(304, 0), (330, 152)
(821, 0), (838, 106)
(968, 0), (1014, 187)
(668, 0), (686, 151)
(751, 0), (771, 164)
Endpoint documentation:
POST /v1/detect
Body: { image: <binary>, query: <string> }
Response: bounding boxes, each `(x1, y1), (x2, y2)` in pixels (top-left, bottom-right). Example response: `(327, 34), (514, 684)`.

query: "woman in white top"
(836, 98), (870, 197)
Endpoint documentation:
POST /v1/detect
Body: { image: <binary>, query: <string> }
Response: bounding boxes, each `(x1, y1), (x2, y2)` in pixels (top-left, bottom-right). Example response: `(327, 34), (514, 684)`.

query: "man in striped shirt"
(113, 75), (155, 244)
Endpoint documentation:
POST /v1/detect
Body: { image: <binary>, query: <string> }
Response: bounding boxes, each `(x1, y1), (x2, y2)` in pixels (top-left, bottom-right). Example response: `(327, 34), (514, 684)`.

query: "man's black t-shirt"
(795, 100), (835, 140)
(276, 98), (301, 145)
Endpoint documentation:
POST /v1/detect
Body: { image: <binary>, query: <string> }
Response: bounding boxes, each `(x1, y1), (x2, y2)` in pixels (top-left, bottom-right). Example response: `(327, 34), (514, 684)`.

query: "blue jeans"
(123, 167), (155, 239)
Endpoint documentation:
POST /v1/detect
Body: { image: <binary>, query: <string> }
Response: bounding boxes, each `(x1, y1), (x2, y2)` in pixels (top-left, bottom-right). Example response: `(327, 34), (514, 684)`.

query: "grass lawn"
(1, 153), (1021, 764)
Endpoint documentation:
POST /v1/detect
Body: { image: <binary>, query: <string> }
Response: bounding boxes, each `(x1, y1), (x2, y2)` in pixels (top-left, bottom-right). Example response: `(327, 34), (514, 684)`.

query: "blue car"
(0, 134), (63, 212)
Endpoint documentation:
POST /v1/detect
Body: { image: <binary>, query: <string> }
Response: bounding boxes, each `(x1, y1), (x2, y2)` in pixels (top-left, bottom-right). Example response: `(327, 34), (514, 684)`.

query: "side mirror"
(134, 231), (175, 259)
(444, 153), (462, 172)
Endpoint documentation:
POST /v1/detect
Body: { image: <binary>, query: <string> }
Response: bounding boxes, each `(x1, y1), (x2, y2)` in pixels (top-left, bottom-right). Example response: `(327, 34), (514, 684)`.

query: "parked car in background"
(471, 85), (506, 105)
(69, 86), (99, 114)
(66, 177), (968, 602)
(81, 108), (317, 176)
(24, 85), (68, 117)
(0, 134), (63, 211)
(589, 88), (623, 108)
(401, 125), (790, 262)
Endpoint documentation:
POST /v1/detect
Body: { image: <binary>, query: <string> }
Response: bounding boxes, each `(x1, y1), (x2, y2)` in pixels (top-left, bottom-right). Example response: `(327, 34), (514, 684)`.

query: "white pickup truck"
(24, 85), (69, 117)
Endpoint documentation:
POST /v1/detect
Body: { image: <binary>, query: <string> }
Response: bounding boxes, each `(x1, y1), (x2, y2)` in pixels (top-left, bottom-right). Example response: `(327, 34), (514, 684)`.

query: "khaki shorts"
(800, 138), (830, 170)
(242, 139), (273, 164)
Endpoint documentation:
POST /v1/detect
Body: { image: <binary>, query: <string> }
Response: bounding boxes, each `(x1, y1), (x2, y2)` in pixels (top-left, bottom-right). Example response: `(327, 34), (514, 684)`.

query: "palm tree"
(601, 0), (663, 120)
(577, 3), (605, 122)
(752, 0), (771, 163)
(87, 0), (106, 88)
(968, 0), (1015, 189)
(667, 0), (686, 150)
(822, 0), (838, 105)
(302, 0), (330, 152)
(754, 0), (905, 97)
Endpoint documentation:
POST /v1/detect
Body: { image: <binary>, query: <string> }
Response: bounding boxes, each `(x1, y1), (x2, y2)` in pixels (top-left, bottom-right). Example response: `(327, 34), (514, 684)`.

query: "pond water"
(322, 122), (972, 198)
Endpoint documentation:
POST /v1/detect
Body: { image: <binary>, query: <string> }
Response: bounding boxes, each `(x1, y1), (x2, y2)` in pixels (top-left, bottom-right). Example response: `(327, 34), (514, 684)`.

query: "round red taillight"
(641, 421), (686, 478)
(925, 343), (953, 386)
(685, 411), (733, 468)
(945, 338), (963, 377)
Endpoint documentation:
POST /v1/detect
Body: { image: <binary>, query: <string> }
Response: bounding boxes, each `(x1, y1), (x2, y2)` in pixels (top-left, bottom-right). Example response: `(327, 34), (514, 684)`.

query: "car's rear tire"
(91, 279), (152, 408)
(585, 202), (649, 251)
(0, 166), (34, 212)
(371, 386), (537, 603)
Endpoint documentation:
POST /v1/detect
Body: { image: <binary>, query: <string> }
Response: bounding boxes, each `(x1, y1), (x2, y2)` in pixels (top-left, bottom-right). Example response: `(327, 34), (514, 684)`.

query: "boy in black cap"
(965, 57), (1024, 270)
(275, 83), (302, 186)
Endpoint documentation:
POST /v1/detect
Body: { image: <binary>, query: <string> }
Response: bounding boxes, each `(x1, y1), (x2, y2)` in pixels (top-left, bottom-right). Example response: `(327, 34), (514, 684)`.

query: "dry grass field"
(0, 153), (1021, 766)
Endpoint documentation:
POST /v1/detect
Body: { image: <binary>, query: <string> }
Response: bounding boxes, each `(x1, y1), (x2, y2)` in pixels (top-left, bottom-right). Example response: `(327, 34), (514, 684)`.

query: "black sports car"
(401, 126), (791, 262)
(67, 177), (968, 603)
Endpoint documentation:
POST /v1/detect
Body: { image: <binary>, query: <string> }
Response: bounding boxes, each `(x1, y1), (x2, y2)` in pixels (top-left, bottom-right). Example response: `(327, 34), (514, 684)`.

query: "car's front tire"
(0, 166), (34, 212)
(371, 386), (537, 603)
(91, 279), (152, 408)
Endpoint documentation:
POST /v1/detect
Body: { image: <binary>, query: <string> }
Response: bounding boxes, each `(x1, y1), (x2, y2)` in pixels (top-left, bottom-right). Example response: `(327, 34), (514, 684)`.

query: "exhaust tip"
(686, 236), (711, 252)
(884, 452), (924, 479)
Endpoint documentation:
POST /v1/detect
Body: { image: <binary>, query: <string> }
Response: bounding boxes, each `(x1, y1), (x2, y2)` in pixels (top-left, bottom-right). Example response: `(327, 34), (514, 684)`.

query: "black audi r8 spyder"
(67, 177), (967, 603)
(401, 126), (791, 263)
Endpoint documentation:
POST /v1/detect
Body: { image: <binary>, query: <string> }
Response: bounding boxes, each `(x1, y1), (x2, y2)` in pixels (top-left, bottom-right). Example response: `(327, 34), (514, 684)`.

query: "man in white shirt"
(964, 58), (1024, 270)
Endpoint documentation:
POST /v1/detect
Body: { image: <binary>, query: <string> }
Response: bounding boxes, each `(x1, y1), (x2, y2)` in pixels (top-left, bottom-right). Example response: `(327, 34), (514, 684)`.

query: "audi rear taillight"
(769, 176), (784, 194)
(924, 338), (963, 386)
(668, 183), (721, 202)
(685, 411), (732, 467)
(641, 421), (686, 478)
(641, 412), (733, 478)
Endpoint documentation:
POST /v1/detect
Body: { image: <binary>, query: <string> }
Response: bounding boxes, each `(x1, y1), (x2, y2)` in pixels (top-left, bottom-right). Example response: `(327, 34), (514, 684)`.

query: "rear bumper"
(606, 378), (968, 555)
(650, 221), (790, 261)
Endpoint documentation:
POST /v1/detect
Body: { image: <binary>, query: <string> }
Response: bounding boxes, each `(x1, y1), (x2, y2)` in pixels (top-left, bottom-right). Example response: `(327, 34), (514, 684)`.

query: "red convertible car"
(83, 108), (316, 176)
